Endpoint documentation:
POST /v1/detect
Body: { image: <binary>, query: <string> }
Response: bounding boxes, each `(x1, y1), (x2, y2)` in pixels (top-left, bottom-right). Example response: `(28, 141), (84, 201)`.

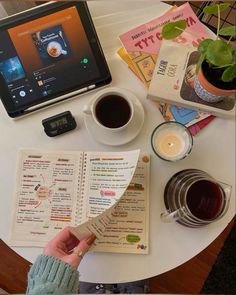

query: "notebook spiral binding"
(75, 153), (87, 225)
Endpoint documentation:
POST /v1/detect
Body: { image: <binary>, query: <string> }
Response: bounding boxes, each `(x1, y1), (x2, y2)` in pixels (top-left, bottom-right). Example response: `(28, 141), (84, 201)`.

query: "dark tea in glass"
(186, 179), (224, 220)
(162, 169), (231, 227)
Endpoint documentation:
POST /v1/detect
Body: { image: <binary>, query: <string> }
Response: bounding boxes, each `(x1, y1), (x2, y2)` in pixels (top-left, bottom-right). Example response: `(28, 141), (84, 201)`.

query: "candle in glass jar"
(151, 122), (193, 161)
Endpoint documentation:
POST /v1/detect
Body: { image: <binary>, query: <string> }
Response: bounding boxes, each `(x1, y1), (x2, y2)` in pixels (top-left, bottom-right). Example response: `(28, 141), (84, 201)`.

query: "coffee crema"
(95, 95), (131, 128)
(48, 47), (59, 57)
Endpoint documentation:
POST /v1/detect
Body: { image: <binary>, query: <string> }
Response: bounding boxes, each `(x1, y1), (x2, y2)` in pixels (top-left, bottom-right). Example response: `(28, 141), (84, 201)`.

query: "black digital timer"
(42, 111), (77, 137)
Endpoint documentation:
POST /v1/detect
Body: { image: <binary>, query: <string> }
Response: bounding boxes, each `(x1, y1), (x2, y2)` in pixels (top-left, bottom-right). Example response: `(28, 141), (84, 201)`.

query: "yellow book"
(117, 3), (215, 133)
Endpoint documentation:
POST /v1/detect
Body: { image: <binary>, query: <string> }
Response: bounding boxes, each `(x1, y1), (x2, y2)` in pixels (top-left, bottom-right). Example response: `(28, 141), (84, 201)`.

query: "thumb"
(64, 234), (96, 268)
(74, 234), (97, 254)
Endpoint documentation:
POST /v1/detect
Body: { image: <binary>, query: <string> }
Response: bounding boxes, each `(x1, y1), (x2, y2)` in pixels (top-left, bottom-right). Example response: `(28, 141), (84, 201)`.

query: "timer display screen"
(42, 111), (76, 137)
(50, 117), (68, 129)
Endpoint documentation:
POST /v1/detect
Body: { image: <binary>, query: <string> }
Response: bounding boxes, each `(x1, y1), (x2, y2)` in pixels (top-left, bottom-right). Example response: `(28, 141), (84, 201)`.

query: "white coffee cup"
(83, 87), (134, 132)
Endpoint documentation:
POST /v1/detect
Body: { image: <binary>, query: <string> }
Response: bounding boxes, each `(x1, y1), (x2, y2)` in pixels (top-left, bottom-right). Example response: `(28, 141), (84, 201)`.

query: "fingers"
(43, 227), (97, 268)
(51, 227), (96, 254)
(52, 226), (74, 243)
(73, 234), (96, 259)
(65, 234), (97, 268)
(44, 227), (79, 255)
(85, 234), (97, 247)
(66, 235), (80, 251)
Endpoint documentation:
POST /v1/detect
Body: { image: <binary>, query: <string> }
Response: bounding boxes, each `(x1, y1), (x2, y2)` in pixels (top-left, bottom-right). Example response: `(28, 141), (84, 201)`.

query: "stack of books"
(117, 2), (217, 135)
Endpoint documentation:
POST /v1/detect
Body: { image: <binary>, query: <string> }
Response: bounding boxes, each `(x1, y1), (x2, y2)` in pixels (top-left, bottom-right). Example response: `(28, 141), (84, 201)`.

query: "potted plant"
(161, 2), (236, 103)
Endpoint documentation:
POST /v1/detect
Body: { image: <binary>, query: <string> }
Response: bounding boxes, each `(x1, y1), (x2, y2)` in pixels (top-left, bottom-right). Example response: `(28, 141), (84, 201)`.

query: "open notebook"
(10, 149), (150, 254)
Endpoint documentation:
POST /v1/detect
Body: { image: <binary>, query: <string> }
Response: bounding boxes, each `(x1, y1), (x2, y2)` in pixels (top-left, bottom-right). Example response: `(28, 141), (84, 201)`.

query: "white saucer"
(84, 92), (144, 146)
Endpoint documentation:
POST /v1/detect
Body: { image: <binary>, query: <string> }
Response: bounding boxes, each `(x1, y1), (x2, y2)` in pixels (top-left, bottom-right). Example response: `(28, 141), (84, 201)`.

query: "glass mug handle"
(217, 181), (232, 219)
(160, 207), (186, 223)
(161, 182), (232, 223)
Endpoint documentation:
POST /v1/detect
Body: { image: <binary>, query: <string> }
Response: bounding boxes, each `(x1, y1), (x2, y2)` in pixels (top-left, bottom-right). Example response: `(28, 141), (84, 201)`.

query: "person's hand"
(43, 226), (96, 268)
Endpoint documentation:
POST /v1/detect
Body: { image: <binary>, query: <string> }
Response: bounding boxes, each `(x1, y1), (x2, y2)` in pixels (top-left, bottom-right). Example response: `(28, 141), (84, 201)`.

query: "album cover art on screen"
(32, 25), (72, 66)
(0, 56), (25, 83)
(0, 1), (111, 118)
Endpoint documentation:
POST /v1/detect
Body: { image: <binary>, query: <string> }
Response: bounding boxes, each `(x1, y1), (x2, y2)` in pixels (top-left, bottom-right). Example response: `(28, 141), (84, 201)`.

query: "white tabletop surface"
(0, 1), (235, 283)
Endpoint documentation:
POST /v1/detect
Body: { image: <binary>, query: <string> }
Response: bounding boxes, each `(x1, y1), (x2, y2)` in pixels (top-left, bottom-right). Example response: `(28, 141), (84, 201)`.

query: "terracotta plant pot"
(194, 66), (236, 103)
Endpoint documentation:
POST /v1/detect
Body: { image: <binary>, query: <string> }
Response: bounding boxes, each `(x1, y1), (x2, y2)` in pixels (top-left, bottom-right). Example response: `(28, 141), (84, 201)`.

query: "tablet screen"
(0, 2), (111, 117)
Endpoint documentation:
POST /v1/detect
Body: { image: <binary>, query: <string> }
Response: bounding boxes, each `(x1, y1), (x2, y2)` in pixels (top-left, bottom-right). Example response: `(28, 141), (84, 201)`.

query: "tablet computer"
(0, 1), (112, 118)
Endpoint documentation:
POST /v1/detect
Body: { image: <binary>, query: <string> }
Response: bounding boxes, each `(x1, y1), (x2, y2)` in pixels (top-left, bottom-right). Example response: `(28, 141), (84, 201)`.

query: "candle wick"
(168, 142), (174, 147)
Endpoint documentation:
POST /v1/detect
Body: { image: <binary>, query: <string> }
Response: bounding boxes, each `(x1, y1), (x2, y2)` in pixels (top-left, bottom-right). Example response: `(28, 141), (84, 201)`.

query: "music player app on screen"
(0, 5), (101, 107)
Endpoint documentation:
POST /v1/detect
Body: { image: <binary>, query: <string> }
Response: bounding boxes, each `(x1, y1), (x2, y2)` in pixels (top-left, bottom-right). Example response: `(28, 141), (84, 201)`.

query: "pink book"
(119, 3), (215, 136)
(188, 115), (215, 136)
(119, 2), (210, 56)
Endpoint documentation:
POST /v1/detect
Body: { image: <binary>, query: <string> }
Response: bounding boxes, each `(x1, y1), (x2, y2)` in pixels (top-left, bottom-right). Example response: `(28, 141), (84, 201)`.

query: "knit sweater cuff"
(27, 254), (79, 294)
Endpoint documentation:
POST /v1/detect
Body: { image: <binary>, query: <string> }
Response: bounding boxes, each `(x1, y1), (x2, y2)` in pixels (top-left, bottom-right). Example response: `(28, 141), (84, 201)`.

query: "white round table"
(0, 1), (235, 283)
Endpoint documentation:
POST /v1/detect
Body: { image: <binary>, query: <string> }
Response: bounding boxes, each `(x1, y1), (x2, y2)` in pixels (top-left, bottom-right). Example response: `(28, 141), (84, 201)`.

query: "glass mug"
(161, 169), (231, 227)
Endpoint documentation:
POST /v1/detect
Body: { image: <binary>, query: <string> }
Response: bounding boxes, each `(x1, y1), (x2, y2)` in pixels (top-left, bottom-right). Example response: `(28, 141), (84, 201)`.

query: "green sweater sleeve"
(26, 254), (79, 294)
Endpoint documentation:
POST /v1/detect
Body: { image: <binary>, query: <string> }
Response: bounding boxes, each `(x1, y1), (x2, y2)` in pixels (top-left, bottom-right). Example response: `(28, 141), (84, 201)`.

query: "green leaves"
(222, 64), (236, 82)
(218, 26), (236, 37)
(198, 39), (213, 53)
(161, 2), (235, 84)
(196, 39), (235, 81)
(203, 3), (230, 14)
(196, 53), (206, 74)
(161, 20), (186, 39)
(197, 39), (233, 69)
(206, 40), (233, 66)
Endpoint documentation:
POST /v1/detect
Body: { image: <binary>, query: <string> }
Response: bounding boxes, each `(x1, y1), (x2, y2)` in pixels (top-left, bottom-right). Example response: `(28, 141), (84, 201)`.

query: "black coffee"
(186, 180), (223, 220)
(95, 95), (131, 128)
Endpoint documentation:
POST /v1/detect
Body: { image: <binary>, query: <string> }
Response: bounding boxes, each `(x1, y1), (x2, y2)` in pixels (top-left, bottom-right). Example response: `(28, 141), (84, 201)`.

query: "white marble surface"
(0, 1), (235, 283)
